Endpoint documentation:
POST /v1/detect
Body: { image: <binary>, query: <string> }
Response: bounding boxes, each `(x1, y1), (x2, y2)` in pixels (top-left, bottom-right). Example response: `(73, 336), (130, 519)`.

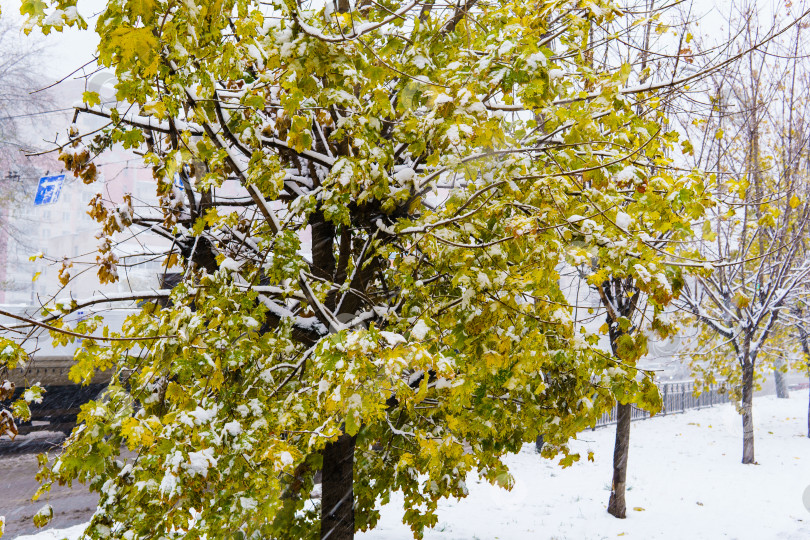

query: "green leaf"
(287, 115), (313, 153)
(82, 91), (101, 107)
(32, 504), (53, 528)
(20, 0), (46, 18)
(142, 100), (166, 117)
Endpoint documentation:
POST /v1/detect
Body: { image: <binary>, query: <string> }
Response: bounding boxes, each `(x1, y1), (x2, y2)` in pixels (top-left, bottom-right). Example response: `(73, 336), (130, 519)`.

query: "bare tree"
(678, 2), (810, 464)
(0, 19), (54, 169)
(0, 18), (56, 292)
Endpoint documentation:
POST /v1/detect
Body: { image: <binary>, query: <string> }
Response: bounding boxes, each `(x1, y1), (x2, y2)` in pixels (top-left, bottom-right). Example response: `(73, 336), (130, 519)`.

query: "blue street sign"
(33, 174), (66, 206)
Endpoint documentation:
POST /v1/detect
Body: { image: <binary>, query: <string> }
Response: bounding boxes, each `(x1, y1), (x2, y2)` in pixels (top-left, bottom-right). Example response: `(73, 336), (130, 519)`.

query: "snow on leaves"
(19, 0), (710, 537)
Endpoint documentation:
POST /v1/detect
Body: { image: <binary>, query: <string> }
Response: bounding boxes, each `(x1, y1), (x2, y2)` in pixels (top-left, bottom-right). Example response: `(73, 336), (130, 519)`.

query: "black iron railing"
(594, 381), (731, 428)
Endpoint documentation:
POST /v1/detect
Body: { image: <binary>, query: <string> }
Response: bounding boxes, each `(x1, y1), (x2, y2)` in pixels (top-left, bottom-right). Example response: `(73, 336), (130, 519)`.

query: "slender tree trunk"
(320, 434), (356, 540)
(741, 362), (755, 464)
(798, 324), (810, 437)
(773, 360), (789, 398)
(600, 276), (641, 520)
(607, 402), (631, 518)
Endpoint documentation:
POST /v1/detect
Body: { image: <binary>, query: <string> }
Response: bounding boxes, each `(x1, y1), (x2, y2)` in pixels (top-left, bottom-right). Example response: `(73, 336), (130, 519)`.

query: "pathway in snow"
(12, 395), (810, 539)
(0, 432), (97, 539)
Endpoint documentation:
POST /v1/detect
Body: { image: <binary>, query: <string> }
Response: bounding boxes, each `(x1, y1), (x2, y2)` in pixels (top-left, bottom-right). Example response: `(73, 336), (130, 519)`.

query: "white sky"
(1, 0), (100, 77)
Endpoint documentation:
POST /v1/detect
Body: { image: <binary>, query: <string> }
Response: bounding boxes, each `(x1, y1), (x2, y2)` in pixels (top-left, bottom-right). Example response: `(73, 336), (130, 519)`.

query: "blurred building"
(0, 148), (166, 307)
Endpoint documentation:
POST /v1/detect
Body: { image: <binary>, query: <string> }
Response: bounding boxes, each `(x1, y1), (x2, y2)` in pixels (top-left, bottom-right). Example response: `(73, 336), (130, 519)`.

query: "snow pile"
(615, 211), (632, 230)
(16, 523), (87, 540)
(17, 395), (810, 540)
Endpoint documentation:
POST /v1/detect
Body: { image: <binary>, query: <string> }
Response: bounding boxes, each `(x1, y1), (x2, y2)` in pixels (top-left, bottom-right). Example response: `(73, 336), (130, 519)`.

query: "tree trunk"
(798, 326), (810, 437)
(607, 402), (632, 518)
(773, 357), (789, 398)
(741, 362), (755, 464)
(320, 434), (356, 540)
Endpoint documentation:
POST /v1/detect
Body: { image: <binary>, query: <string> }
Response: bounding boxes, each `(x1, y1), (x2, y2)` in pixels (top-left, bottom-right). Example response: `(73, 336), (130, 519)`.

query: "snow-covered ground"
(16, 394), (810, 540)
(14, 524), (88, 540)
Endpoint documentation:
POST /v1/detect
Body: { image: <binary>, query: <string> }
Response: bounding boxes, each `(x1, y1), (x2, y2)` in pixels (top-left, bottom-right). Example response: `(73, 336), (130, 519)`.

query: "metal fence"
(594, 381), (731, 428)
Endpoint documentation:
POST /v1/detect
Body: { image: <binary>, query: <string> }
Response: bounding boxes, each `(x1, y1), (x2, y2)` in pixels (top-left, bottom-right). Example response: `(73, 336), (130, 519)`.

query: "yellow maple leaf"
(790, 194), (801, 209)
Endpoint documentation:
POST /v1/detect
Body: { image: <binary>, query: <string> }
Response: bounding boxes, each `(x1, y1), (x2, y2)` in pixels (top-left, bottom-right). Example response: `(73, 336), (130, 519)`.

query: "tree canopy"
(2, 0), (715, 537)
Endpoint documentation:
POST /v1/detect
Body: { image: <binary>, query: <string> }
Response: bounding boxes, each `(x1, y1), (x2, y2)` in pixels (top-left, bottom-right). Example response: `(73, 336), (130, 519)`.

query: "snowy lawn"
(359, 394), (810, 540)
(17, 394), (810, 540)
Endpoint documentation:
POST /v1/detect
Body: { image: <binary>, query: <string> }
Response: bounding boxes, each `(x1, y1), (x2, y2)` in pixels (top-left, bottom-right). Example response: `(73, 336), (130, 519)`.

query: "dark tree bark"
(311, 210), (337, 281)
(310, 199), (358, 540)
(607, 402), (631, 518)
(741, 361), (756, 464)
(320, 433), (356, 540)
(599, 276), (641, 520)
(535, 434), (544, 453)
